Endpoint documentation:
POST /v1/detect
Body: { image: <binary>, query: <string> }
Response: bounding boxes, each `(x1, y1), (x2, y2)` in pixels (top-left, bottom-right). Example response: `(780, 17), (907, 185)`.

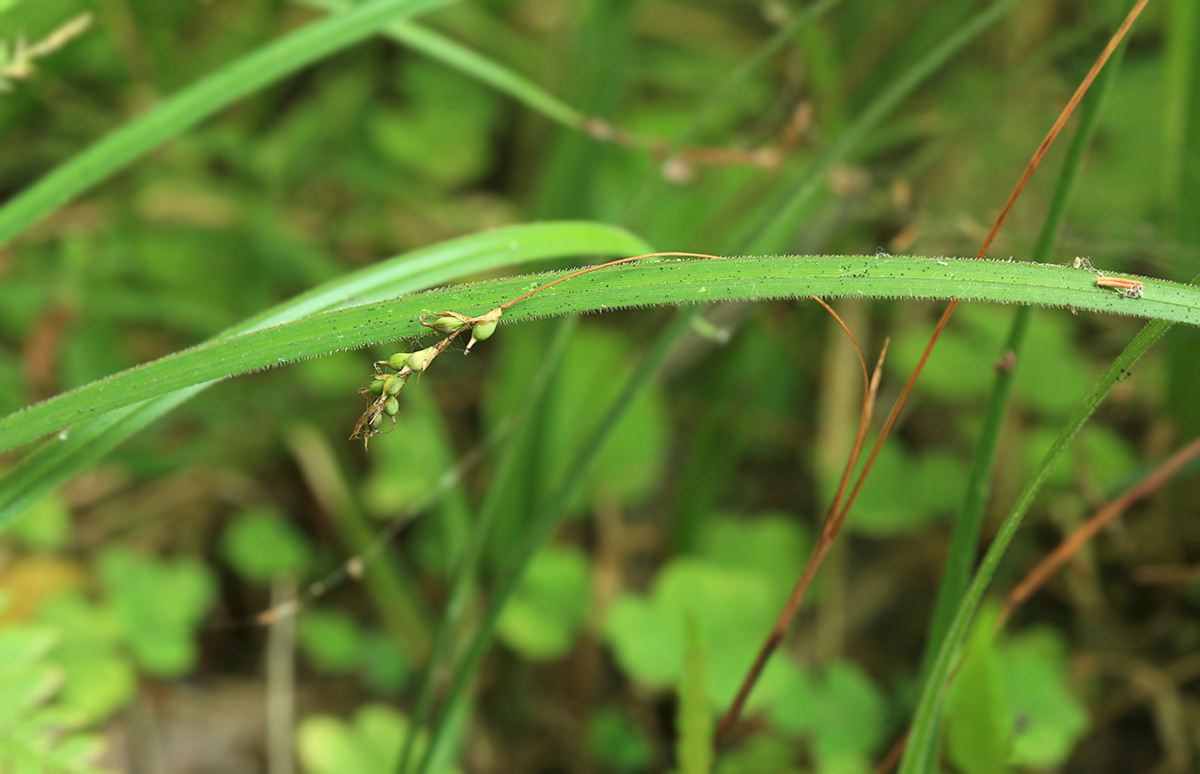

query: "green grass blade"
(397, 316), (579, 774)
(0, 222), (651, 525)
(675, 0), (840, 152)
(2, 255), (1195, 456)
(1162, 0), (1199, 220)
(919, 40), (1128, 681)
(623, 0), (840, 222)
(0, 0), (452, 248)
(396, 6), (1066, 758)
(286, 424), (432, 663)
(300, 0), (585, 128)
(1161, 0), (1200, 444)
(412, 309), (696, 774)
(678, 615), (714, 774)
(742, 0), (1021, 252)
(897, 317), (1175, 774)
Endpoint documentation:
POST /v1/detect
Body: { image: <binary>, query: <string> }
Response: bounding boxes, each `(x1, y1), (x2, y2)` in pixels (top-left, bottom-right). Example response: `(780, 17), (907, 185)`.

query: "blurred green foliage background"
(1, 0), (1199, 772)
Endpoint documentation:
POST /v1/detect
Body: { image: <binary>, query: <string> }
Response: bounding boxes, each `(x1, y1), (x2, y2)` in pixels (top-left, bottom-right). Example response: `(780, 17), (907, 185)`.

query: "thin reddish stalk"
(499, 252), (724, 310)
(811, 297), (877, 522)
(872, 437), (1200, 772)
(875, 732), (910, 774)
(839, 299), (956, 523)
(999, 435), (1200, 628)
(717, 0), (1151, 751)
(973, 0), (1149, 261)
(715, 335), (888, 746)
(867, 4), (1152, 769)
(818, 341), (890, 548)
(495, 250), (891, 748)
(868, 0), (1149, 480)
(875, 0), (1150, 477)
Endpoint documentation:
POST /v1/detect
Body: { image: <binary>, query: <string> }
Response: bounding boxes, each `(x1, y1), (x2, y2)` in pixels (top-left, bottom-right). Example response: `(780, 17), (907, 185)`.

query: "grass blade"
(1162, 0), (1199, 222)
(742, 0), (1022, 252)
(0, 0), (451, 248)
(623, 0), (841, 220)
(919, 38), (1129, 681)
(0, 222), (651, 525)
(396, 316), (579, 773)
(411, 309), (696, 774)
(678, 615), (714, 774)
(896, 317), (1175, 774)
(299, 0), (585, 128)
(4, 255), (1194, 456)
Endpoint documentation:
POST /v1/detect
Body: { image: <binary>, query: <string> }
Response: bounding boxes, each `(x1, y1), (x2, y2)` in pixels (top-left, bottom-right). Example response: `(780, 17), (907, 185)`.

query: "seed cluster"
(350, 307), (502, 448)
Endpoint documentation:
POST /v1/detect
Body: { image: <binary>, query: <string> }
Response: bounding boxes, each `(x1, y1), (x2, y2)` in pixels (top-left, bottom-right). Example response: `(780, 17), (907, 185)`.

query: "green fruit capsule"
(463, 307), (503, 353)
(425, 315), (465, 333)
(369, 412), (384, 430)
(472, 319), (498, 342)
(406, 346), (437, 372)
(383, 375), (404, 396)
(386, 352), (410, 371)
(384, 397), (400, 416)
(367, 375), (387, 395)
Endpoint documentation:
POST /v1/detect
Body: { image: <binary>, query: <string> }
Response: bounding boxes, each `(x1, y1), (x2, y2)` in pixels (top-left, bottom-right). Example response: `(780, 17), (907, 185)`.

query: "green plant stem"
(623, 0), (841, 220)
(918, 40), (1128, 683)
(743, 0), (1022, 252)
(298, 0), (584, 127)
(410, 309), (696, 774)
(920, 307), (1028, 670)
(1162, 0), (1199, 221)
(397, 316), (580, 774)
(0, 0), (452, 248)
(394, 0), (1026, 731)
(286, 425), (432, 663)
(898, 317), (1176, 774)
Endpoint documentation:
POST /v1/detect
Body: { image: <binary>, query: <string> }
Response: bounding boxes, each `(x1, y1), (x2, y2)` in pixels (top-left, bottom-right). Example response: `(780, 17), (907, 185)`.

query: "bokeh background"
(2, 0), (1199, 772)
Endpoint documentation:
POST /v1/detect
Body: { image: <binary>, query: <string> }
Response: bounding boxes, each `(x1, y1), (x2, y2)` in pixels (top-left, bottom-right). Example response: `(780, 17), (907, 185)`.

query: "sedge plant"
(0, 1), (1197, 772)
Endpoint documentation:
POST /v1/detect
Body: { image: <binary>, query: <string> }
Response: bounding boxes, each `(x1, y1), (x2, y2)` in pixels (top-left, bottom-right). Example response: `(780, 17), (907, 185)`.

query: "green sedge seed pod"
(406, 346), (437, 372)
(386, 352), (410, 371)
(383, 375), (404, 396)
(424, 315), (466, 333)
(464, 308), (503, 353)
(384, 397), (400, 416)
(367, 375), (387, 395)
(369, 412), (384, 430)
(472, 319), (498, 342)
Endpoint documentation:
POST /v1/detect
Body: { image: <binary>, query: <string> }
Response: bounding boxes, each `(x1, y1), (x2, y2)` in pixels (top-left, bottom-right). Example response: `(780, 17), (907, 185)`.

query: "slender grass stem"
(918, 35), (1129, 686)
(0, 0), (453, 248)
(396, 317), (579, 774)
(897, 316), (1176, 774)
(411, 309), (695, 774)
